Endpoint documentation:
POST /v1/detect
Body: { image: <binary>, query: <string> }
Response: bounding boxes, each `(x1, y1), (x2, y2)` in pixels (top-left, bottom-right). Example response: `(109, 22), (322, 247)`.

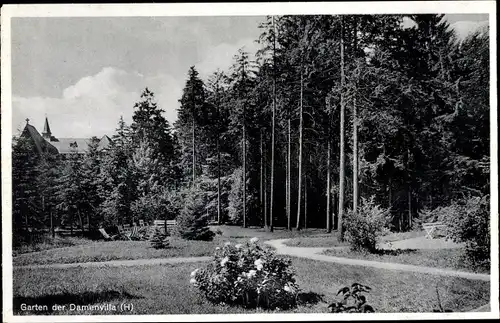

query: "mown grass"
(12, 256), (489, 315)
(13, 235), (94, 256)
(211, 225), (328, 241)
(13, 226), (330, 266)
(322, 248), (490, 274)
(284, 233), (349, 248)
(13, 238), (220, 266)
(380, 230), (427, 242)
(284, 230), (426, 248)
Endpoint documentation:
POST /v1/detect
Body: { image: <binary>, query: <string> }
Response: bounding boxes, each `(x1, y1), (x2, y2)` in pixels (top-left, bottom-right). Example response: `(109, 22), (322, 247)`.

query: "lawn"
(284, 235), (349, 248)
(13, 238), (218, 266)
(13, 235), (95, 256)
(13, 226), (329, 266)
(211, 225), (329, 241)
(322, 248), (490, 274)
(284, 230), (426, 248)
(12, 256), (489, 315)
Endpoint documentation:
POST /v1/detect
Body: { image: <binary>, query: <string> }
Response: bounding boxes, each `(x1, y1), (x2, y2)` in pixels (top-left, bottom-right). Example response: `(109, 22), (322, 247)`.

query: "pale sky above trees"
(11, 14), (488, 138)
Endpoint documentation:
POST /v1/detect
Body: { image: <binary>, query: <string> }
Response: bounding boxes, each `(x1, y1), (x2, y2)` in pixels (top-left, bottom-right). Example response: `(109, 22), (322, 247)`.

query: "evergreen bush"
(177, 187), (215, 241)
(150, 226), (170, 249)
(344, 197), (390, 253)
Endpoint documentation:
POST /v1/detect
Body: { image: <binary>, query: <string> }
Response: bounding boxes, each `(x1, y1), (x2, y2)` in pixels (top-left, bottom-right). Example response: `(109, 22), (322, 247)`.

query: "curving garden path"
(15, 237), (489, 282)
(264, 239), (490, 282)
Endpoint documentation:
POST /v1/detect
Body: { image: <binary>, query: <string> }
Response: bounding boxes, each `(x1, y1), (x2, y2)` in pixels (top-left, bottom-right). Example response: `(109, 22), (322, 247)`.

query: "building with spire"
(20, 117), (113, 157)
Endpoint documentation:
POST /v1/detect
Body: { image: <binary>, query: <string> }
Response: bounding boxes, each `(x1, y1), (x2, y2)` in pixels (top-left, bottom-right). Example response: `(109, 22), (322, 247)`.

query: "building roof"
(50, 138), (91, 154)
(42, 117), (52, 136)
(98, 135), (113, 151)
(21, 118), (113, 155)
(21, 124), (59, 155)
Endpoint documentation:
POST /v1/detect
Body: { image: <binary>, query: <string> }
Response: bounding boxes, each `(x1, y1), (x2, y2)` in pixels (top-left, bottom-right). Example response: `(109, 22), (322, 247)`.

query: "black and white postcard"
(1, 2), (498, 321)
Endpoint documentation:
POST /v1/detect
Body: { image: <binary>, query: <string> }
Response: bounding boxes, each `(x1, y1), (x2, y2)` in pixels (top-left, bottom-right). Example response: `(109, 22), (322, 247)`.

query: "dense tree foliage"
(12, 15), (490, 254)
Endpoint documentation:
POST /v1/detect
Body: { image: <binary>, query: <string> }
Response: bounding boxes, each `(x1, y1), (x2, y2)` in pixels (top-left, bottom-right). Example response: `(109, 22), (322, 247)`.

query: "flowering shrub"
(190, 237), (300, 310)
(344, 197), (390, 253)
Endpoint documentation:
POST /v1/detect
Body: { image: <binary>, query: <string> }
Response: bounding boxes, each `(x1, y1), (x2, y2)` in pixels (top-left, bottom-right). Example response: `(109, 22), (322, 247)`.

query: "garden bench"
(422, 221), (447, 239)
(153, 220), (177, 233)
(99, 228), (119, 241)
(153, 219), (177, 227)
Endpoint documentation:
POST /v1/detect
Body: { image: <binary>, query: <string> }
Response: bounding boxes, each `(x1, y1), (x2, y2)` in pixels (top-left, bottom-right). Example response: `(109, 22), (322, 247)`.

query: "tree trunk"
(407, 147), (412, 231)
(338, 17), (346, 240)
(296, 68), (304, 230)
(243, 117), (247, 228)
(269, 15), (277, 233)
(333, 193), (337, 230)
(217, 108), (221, 225)
(287, 117), (291, 230)
(78, 210), (84, 233)
(87, 213), (90, 233)
(50, 208), (55, 238)
(408, 186), (412, 231)
(352, 36), (359, 212)
(192, 119), (196, 185)
(304, 175), (308, 230)
(260, 130), (264, 227)
(326, 140), (332, 233)
(264, 160), (268, 229)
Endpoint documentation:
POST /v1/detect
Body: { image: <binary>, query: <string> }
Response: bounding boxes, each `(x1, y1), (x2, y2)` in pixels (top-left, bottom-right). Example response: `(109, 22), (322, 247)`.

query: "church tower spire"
(42, 116), (52, 139)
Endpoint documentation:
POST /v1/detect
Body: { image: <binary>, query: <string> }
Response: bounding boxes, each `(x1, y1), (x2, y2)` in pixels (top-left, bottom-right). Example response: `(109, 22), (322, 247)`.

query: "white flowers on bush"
(254, 258), (264, 271)
(191, 268), (199, 277)
(190, 278), (197, 285)
(190, 238), (300, 310)
(220, 256), (229, 267)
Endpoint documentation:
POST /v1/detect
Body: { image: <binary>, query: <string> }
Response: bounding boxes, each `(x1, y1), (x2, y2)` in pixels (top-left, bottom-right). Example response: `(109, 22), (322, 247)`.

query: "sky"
(10, 14), (489, 138)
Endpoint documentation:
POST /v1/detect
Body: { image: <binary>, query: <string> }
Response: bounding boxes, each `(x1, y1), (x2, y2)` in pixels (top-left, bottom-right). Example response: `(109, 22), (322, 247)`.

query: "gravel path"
(265, 239), (490, 281)
(14, 256), (211, 270)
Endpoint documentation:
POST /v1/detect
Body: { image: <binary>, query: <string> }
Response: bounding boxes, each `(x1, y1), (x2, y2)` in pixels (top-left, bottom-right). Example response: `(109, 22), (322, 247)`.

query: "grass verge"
(13, 226), (329, 266)
(12, 238), (219, 266)
(13, 256), (489, 314)
(322, 248), (490, 274)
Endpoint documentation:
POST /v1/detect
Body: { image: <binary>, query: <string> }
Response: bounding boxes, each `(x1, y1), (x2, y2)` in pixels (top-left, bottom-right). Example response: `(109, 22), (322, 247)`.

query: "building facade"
(20, 117), (112, 157)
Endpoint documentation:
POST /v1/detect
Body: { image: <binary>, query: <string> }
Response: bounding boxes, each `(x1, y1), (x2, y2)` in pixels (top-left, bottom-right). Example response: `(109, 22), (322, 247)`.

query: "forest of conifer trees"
(12, 14), (490, 245)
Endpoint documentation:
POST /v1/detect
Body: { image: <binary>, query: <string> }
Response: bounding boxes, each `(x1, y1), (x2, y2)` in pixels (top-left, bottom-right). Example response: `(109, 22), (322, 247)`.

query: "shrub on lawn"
(190, 238), (300, 310)
(344, 197), (390, 253)
(177, 187), (215, 241)
(441, 195), (490, 269)
(150, 227), (169, 249)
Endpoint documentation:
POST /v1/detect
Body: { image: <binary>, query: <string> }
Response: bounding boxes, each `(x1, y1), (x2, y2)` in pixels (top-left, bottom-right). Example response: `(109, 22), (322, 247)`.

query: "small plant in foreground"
(328, 283), (375, 313)
(150, 227), (169, 249)
(432, 285), (453, 312)
(344, 197), (390, 253)
(190, 237), (300, 310)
